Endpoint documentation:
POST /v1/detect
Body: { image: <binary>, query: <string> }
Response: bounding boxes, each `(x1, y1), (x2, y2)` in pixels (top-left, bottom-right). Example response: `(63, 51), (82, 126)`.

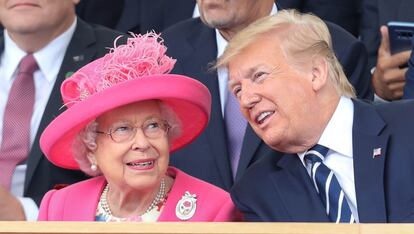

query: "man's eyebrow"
(237, 67), (260, 80)
(227, 68), (256, 87)
(245, 67), (258, 80)
(228, 65), (263, 87)
(228, 76), (241, 89)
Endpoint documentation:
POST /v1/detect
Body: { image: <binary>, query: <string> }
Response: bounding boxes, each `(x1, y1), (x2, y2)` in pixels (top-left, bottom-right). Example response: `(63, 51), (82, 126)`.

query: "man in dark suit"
(217, 10), (414, 223)
(0, 0), (124, 220)
(162, 0), (372, 192)
(404, 41), (414, 99)
(277, 0), (361, 37)
(360, 0), (414, 101)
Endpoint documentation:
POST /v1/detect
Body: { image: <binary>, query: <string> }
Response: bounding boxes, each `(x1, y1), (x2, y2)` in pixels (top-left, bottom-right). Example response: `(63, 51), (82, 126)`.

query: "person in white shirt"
(0, 0), (124, 220)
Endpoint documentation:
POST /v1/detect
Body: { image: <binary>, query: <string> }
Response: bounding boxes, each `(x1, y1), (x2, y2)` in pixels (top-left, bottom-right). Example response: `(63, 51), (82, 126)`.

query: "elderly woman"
(37, 33), (239, 221)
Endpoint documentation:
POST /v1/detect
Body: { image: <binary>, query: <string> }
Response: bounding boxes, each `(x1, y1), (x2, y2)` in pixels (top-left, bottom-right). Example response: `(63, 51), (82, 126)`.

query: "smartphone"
(387, 21), (414, 54)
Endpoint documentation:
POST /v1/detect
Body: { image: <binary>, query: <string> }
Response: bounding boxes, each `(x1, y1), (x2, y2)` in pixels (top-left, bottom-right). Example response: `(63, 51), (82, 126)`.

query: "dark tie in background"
(224, 91), (247, 179)
(305, 144), (354, 223)
(0, 54), (38, 189)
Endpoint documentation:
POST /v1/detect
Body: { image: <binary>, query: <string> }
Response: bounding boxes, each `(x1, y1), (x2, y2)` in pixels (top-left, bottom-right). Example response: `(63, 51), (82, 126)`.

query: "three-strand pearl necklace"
(99, 178), (166, 219)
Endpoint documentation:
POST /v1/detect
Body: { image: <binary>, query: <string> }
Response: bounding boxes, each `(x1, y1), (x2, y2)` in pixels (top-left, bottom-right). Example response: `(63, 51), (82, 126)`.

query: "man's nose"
(239, 86), (260, 109)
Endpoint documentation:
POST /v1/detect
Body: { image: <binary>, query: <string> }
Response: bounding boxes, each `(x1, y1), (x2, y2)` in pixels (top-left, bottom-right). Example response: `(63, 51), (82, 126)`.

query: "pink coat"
(38, 167), (240, 221)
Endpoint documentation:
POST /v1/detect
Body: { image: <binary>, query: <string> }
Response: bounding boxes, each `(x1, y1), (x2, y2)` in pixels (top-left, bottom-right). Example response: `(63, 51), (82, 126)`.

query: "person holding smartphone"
(360, 0), (414, 101)
(403, 39), (414, 99)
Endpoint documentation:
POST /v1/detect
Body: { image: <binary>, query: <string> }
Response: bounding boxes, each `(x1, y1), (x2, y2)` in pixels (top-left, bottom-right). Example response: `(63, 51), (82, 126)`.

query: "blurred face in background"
(197, 0), (273, 39)
(0, 0), (78, 39)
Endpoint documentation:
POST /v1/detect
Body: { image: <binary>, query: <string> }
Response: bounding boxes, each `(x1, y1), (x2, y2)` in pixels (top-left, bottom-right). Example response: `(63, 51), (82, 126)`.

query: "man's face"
(197, 0), (271, 32)
(0, 0), (77, 36)
(228, 35), (321, 153)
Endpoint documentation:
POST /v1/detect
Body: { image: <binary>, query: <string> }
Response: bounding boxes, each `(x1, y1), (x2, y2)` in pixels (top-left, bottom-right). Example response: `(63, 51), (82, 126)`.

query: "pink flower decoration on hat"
(61, 32), (176, 107)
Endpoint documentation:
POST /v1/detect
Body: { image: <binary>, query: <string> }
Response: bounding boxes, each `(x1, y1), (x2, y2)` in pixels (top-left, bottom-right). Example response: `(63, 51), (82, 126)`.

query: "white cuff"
(17, 197), (39, 221)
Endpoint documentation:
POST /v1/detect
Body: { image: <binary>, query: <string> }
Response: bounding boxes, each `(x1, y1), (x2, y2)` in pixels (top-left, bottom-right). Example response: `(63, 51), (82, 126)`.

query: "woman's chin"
(123, 177), (159, 191)
(122, 170), (160, 189)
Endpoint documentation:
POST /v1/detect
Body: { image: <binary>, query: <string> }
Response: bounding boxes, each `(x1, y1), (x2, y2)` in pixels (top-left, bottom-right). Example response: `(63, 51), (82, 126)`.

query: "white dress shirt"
(297, 97), (359, 222)
(0, 18), (77, 220)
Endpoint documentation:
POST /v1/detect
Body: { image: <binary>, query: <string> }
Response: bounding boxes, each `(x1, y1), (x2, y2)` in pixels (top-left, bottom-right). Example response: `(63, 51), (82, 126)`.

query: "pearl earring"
(90, 163), (97, 171)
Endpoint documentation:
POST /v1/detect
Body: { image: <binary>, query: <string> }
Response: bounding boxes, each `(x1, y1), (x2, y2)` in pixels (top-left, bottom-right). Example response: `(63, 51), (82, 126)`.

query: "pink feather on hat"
(61, 32), (176, 107)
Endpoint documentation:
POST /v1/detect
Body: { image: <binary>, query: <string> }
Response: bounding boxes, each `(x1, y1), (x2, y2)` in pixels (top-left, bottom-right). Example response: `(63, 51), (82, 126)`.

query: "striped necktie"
(305, 144), (354, 223)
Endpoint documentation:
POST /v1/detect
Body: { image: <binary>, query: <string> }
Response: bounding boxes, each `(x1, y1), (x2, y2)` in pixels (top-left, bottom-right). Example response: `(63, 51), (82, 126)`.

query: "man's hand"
(372, 26), (411, 100)
(0, 185), (26, 220)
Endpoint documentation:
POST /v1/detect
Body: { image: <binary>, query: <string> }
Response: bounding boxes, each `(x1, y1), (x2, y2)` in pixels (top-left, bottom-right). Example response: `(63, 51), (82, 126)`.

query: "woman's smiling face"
(91, 100), (170, 191)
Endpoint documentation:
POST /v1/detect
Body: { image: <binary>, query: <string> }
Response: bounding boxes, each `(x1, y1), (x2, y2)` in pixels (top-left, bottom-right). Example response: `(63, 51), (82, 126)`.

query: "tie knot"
(304, 144), (329, 164)
(18, 54), (38, 74)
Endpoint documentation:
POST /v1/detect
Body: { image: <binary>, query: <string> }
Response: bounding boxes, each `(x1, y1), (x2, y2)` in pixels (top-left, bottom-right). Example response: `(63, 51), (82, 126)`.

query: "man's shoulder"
(354, 98), (414, 115)
(87, 23), (125, 39)
(162, 17), (210, 39)
(324, 20), (364, 61)
(74, 18), (126, 45)
(373, 99), (414, 122)
(352, 99), (414, 135)
(161, 17), (215, 59)
(325, 20), (360, 47)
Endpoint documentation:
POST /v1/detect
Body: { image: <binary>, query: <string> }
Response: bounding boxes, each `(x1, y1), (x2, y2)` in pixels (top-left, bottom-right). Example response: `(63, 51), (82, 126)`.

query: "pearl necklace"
(99, 178), (166, 219)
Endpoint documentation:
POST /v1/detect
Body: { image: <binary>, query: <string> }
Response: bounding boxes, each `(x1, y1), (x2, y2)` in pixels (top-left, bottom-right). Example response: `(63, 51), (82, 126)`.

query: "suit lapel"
(235, 126), (262, 179)
(270, 154), (330, 221)
(25, 19), (100, 191)
(351, 100), (387, 222)
(179, 23), (233, 188)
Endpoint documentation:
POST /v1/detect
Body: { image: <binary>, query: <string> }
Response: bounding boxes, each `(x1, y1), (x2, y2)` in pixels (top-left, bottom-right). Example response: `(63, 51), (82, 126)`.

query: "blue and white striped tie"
(305, 144), (354, 223)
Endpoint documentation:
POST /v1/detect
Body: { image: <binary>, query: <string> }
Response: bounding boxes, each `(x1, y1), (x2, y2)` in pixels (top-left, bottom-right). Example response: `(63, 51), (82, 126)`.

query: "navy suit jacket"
(360, 0), (414, 68)
(162, 17), (372, 191)
(1, 19), (125, 205)
(231, 99), (414, 222)
(404, 42), (414, 99)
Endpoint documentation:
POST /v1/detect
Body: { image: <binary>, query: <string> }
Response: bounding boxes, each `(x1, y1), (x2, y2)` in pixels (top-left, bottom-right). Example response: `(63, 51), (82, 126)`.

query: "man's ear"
(310, 57), (328, 92)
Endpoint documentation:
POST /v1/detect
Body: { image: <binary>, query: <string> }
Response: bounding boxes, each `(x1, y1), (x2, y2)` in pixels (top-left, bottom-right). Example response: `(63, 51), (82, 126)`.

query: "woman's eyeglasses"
(96, 118), (170, 143)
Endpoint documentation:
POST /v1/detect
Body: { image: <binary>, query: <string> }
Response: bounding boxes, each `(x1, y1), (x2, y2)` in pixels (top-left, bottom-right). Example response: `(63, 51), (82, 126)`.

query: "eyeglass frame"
(95, 118), (171, 143)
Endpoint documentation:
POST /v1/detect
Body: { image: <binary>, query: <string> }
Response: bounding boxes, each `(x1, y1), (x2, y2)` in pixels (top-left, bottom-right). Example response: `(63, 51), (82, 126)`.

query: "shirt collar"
(298, 96), (354, 164)
(33, 18), (77, 83)
(2, 33), (27, 82)
(2, 18), (77, 83)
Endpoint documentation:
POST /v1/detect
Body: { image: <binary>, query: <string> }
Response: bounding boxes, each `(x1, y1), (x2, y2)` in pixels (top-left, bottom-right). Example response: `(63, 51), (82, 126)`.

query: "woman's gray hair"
(71, 100), (182, 176)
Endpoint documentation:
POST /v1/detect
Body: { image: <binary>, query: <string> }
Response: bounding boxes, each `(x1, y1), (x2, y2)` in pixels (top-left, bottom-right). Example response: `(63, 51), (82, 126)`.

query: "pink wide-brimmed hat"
(40, 33), (211, 170)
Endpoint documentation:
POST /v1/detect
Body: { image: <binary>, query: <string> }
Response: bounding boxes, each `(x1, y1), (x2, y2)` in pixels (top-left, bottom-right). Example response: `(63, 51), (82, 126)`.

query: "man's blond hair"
(216, 9), (356, 98)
